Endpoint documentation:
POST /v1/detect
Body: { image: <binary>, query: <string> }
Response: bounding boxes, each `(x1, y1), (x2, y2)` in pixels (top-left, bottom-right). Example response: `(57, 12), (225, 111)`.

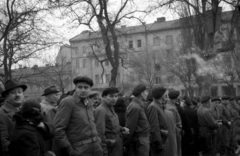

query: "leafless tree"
(0, 0), (58, 81)
(50, 0), (167, 87)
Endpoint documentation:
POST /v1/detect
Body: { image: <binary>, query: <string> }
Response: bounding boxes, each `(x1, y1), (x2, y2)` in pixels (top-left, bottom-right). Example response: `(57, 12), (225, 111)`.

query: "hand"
(45, 151), (56, 156)
(37, 122), (45, 129)
(154, 141), (165, 153)
(121, 127), (130, 135)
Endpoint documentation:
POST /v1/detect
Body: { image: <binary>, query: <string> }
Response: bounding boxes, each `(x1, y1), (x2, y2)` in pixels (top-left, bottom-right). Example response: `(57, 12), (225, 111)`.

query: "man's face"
(75, 82), (91, 98)
(212, 101), (218, 108)
(222, 99), (229, 105)
(104, 93), (118, 106)
(141, 90), (149, 101)
(48, 93), (60, 104)
(6, 87), (24, 107)
(90, 95), (101, 108)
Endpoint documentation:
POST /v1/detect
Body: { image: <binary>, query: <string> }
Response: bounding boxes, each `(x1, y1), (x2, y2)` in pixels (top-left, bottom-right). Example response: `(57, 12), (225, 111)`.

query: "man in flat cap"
(0, 79), (27, 155)
(197, 96), (220, 156)
(125, 84), (150, 156)
(88, 91), (101, 109)
(217, 96), (232, 155)
(147, 86), (169, 156)
(228, 97), (239, 118)
(94, 87), (129, 156)
(184, 98), (199, 156)
(167, 90), (186, 156)
(54, 76), (103, 156)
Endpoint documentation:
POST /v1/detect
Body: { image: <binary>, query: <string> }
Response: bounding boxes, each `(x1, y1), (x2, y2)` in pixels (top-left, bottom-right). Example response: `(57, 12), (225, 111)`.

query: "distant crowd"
(0, 77), (240, 156)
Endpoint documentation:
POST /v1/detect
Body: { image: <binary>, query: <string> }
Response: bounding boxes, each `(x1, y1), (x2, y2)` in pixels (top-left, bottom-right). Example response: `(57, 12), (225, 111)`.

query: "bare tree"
(128, 49), (163, 90)
(50, 0), (157, 87)
(0, 0), (58, 81)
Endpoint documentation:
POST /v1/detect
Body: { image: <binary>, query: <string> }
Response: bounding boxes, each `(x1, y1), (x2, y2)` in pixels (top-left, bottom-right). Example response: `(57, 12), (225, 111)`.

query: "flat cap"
(102, 87), (119, 97)
(222, 96), (230, 100)
(201, 95), (211, 103)
(185, 99), (192, 106)
(152, 87), (166, 99)
(73, 76), (93, 87)
(88, 91), (100, 98)
(211, 97), (221, 102)
(147, 92), (153, 102)
(132, 84), (147, 96)
(42, 86), (60, 96)
(236, 96), (240, 101)
(191, 99), (198, 105)
(168, 90), (180, 99)
(230, 97), (236, 101)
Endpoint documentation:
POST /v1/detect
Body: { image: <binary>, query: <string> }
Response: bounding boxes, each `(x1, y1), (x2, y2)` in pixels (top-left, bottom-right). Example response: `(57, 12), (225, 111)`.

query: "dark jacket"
(53, 92), (99, 155)
(147, 100), (168, 144)
(197, 105), (219, 131)
(125, 97), (150, 144)
(9, 121), (54, 156)
(95, 102), (123, 156)
(114, 98), (126, 127)
(0, 102), (19, 154)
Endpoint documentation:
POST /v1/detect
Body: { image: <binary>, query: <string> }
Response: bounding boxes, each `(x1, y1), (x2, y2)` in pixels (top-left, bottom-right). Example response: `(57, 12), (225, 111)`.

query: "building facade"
(68, 11), (240, 97)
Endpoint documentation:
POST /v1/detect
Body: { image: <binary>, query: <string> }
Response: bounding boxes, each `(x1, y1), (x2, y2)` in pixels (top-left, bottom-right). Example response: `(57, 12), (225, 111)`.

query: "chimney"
(156, 17), (166, 23)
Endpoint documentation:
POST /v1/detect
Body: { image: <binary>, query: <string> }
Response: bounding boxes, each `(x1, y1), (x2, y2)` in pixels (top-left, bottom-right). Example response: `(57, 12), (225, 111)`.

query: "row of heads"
(0, 79), (61, 98)
(1, 77), (179, 99)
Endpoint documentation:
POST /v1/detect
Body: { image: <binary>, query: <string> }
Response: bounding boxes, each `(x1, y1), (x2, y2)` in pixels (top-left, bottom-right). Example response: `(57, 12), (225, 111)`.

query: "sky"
(16, 0), (234, 68)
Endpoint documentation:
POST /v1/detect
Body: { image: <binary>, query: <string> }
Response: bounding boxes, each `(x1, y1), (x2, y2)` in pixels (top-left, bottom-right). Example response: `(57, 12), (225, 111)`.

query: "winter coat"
(9, 120), (54, 156)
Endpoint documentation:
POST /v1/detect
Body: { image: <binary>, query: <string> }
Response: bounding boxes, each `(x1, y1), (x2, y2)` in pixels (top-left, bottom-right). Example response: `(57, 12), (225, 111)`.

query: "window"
(76, 58), (80, 68)
(129, 40), (133, 49)
(106, 74), (110, 83)
(83, 59), (86, 68)
(137, 40), (142, 48)
(116, 73), (120, 83)
(75, 47), (78, 55)
(177, 34), (182, 43)
(167, 75), (174, 83)
(129, 72), (134, 80)
(155, 63), (161, 71)
(166, 35), (173, 45)
(95, 75), (100, 84)
(153, 37), (160, 46)
(95, 59), (99, 67)
(105, 60), (109, 66)
(155, 77), (161, 84)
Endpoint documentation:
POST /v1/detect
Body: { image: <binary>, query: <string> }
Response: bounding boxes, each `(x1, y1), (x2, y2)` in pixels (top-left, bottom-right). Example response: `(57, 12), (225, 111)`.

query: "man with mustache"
(54, 76), (103, 156)
(0, 79), (27, 156)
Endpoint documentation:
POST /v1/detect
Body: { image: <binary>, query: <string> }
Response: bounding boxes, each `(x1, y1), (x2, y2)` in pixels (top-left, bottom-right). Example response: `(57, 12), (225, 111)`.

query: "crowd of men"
(0, 76), (240, 156)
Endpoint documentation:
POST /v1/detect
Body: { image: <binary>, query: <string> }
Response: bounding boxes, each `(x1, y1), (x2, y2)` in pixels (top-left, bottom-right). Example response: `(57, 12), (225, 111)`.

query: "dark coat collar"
(2, 101), (19, 114)
(72, 92), (89, 106)
(132, 97), (143, 107)
(16, 123), (37, 131)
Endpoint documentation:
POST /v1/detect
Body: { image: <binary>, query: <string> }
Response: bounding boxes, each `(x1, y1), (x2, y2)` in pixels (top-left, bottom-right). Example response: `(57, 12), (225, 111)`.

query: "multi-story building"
(69, 11), (240, 96)
(12, 63), (72, 98)
(56, 44), (72, 65)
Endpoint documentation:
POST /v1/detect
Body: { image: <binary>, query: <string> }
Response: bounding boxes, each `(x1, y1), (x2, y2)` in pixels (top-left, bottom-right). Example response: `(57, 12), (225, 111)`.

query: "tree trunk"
(3, 36), (10, 81)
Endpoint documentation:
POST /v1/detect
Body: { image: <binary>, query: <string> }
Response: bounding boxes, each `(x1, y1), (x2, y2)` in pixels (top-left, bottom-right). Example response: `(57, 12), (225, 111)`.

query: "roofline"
(69, 10), (234, 43)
